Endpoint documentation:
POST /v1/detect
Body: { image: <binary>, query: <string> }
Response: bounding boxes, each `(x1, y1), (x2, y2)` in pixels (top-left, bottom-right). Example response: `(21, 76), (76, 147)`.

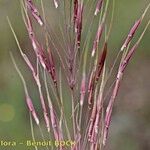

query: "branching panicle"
(9, 0), (150, 149)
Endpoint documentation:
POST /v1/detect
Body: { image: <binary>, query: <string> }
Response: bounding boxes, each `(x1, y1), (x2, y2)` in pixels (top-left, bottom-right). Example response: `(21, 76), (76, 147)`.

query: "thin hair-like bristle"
(10, 52), (40, 125)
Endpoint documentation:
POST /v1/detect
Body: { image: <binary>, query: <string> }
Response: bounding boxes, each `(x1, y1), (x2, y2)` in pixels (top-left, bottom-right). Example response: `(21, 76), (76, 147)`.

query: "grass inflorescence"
(8, 0), (150, 149)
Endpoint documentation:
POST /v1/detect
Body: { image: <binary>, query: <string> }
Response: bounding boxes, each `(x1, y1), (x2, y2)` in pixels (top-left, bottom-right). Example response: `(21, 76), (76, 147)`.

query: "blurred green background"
(0, 0), (150, 150)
